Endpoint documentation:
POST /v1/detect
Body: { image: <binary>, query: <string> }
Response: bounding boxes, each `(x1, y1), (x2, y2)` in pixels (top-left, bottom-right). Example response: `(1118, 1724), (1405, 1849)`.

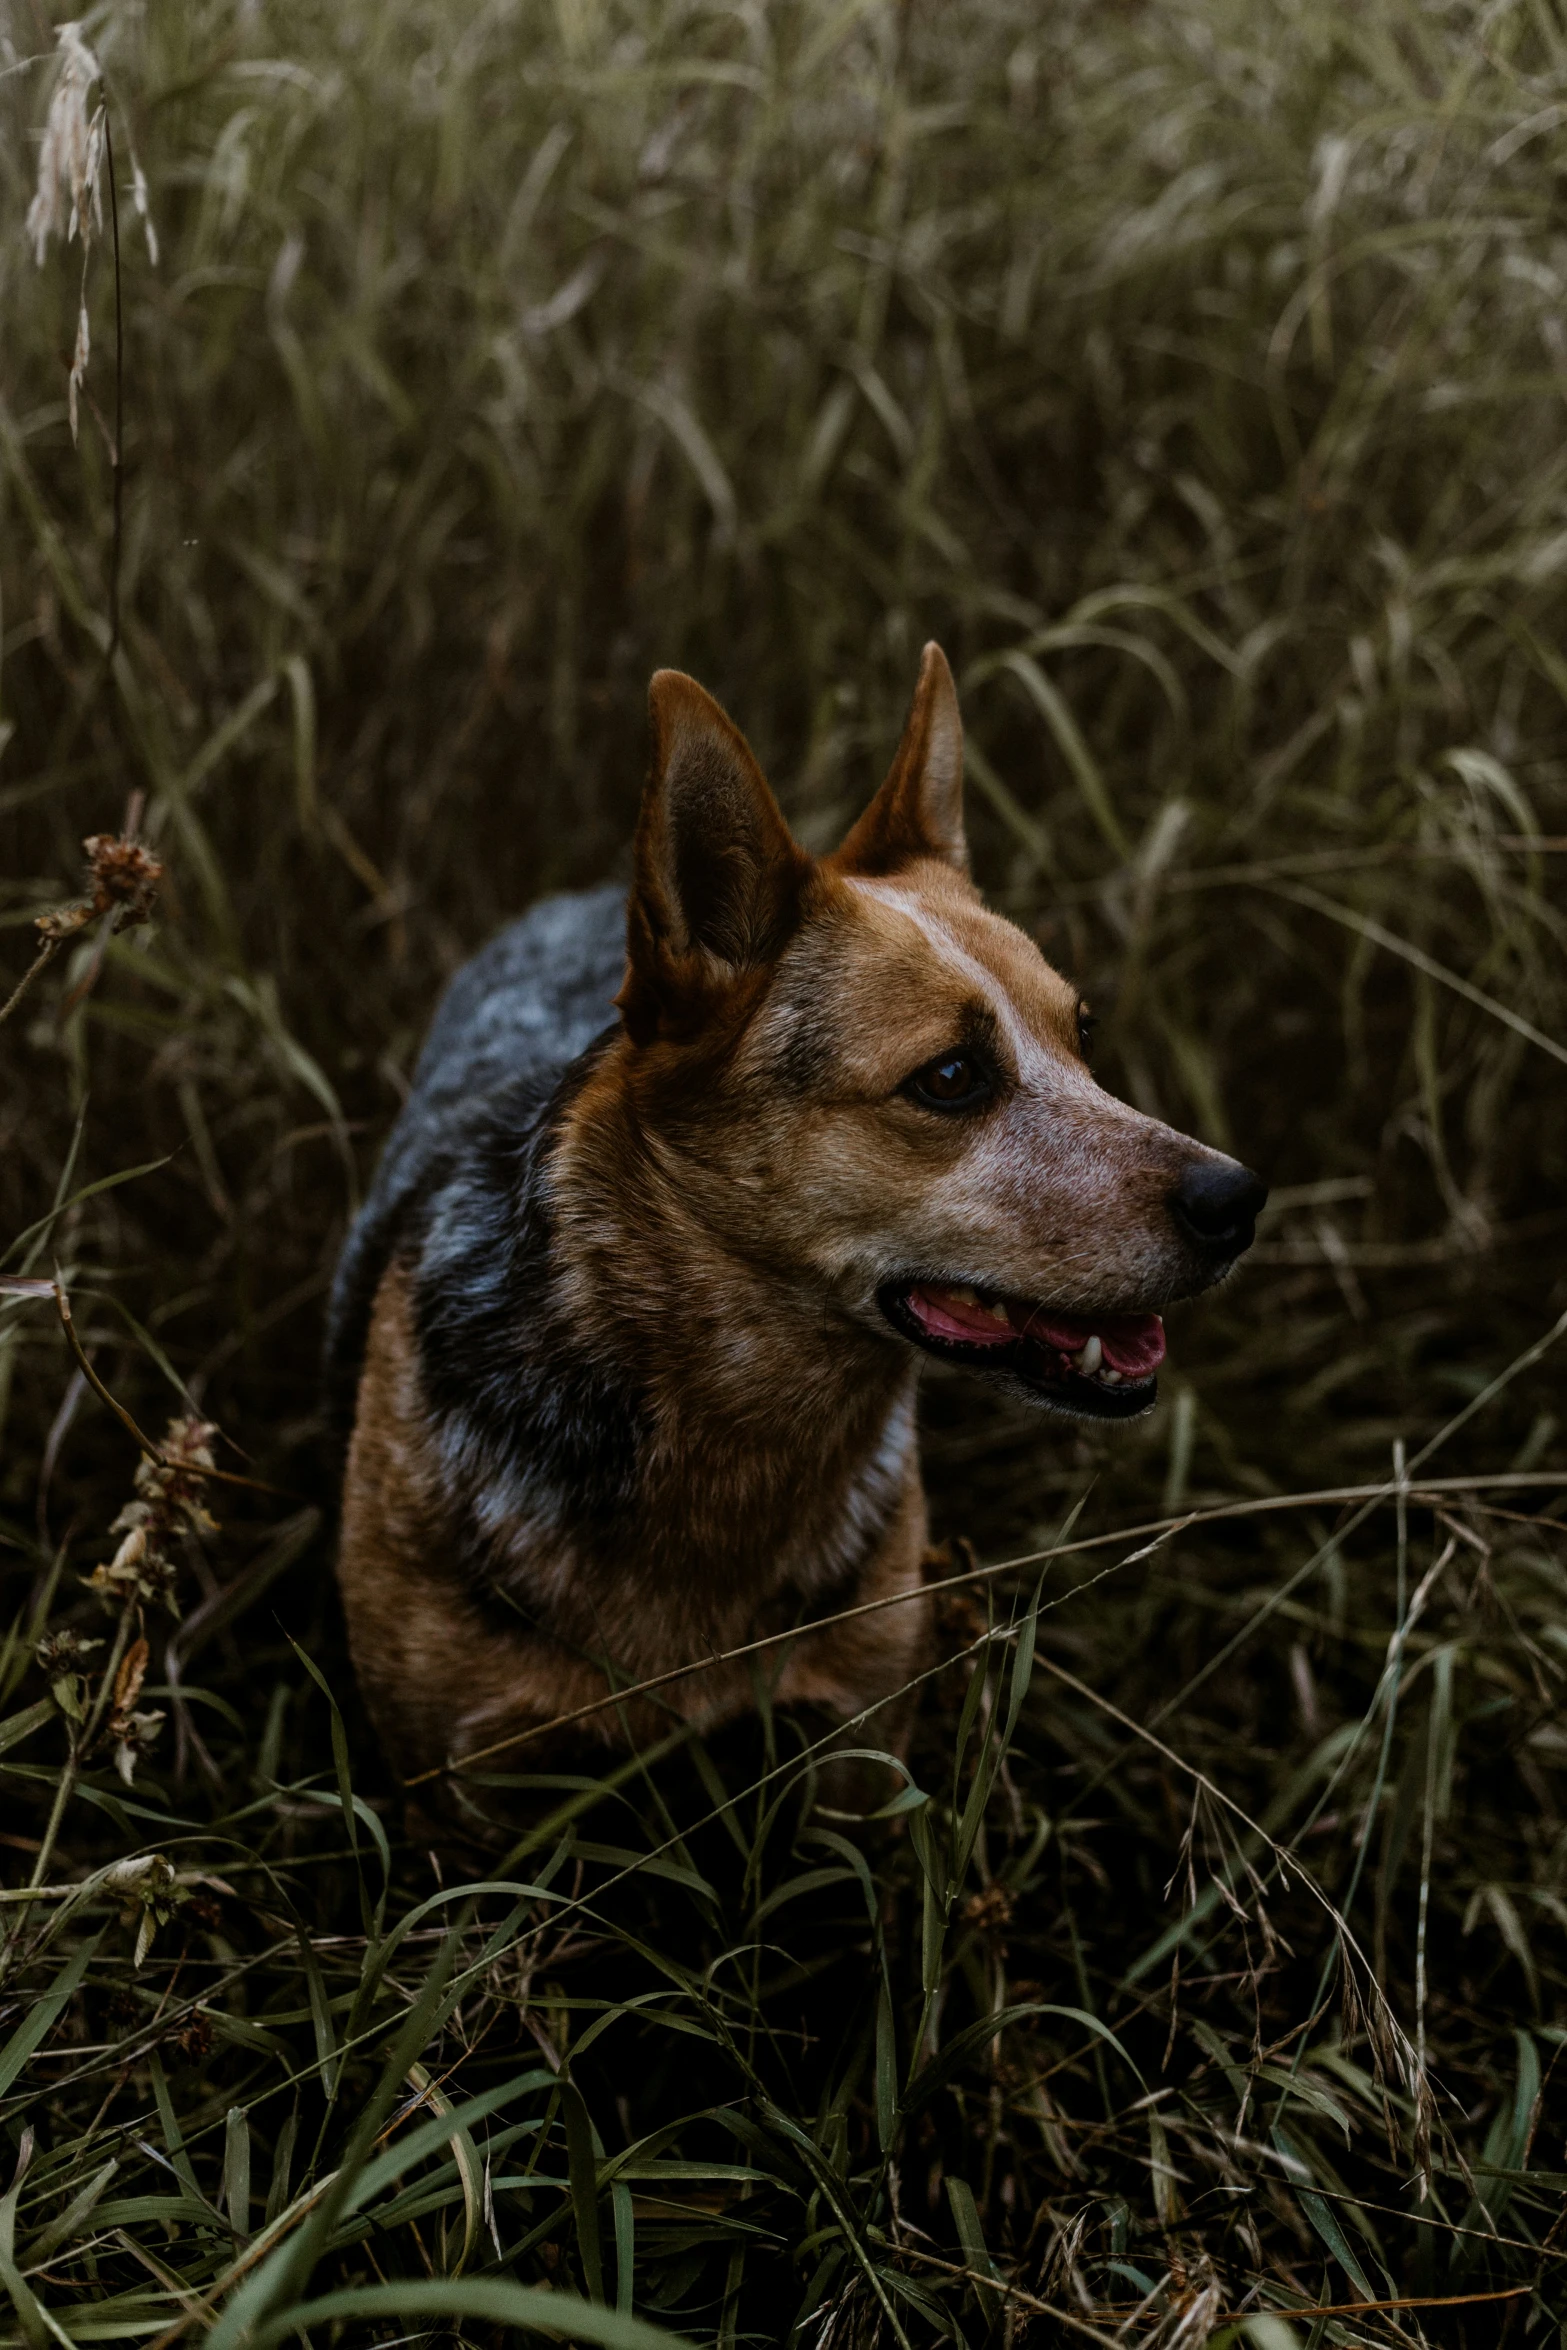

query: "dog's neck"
(409, 1049), (919, 1622)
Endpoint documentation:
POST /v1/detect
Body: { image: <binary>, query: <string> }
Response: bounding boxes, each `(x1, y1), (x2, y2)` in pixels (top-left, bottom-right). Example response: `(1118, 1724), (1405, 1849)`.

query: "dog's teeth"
(980, 1299), (1011, 1327)
(948, 1285), (980, 1308)
(1100, 1368), (1122, 1386)
(1076, 1334), (1103, 1376)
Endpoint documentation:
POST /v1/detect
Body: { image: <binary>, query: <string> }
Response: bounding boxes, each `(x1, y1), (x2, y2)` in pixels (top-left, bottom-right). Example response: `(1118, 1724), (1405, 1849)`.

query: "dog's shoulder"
(324, 884), (627, 1413)
(408, 882), (627, 1108)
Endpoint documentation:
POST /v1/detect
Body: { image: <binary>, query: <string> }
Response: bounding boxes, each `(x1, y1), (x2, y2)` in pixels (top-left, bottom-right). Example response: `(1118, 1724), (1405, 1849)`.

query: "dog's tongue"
(904, 1287), (1167, 1375)
(1016, 1307), (1167, 1376)
(905, 1285), (1015, 1346)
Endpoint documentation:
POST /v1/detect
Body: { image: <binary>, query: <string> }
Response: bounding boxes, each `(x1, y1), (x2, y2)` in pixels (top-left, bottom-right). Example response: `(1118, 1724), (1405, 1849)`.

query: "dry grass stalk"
(25, 22), (104, 443)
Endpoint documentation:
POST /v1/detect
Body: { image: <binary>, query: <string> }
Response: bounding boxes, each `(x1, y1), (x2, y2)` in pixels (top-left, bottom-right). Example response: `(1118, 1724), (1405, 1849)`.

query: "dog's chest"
(787, 1385), (918, 1595)
(465, 1371), (920, 1651)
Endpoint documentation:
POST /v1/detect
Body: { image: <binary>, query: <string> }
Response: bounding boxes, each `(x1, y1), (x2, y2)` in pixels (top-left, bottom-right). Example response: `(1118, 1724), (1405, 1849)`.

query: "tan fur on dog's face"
(617, 644), (1243, 1355)
(726, 859), (1216, 1325)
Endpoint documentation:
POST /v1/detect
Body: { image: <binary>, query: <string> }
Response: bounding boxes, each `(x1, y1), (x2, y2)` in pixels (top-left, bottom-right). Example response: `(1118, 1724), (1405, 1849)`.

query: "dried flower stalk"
(26, 24), (105, 443)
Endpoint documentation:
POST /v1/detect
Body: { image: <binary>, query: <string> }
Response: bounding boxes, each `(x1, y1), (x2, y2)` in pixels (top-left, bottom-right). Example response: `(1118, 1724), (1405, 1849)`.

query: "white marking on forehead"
(846, 875), (1050, 1075)
(847, 877), (1018, 1035)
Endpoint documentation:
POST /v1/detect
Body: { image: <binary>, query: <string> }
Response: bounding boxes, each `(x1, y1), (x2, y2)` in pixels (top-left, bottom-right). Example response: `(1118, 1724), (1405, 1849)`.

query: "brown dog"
(326, 646), (1263, 1817)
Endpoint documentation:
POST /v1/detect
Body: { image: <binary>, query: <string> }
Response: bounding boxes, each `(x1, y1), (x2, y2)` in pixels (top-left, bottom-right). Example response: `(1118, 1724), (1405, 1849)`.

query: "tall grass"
(2, 0), (1567, 2341)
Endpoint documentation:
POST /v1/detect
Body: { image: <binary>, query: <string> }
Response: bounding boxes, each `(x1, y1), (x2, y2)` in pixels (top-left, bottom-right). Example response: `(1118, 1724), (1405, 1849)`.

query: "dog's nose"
(1168, 1159), (1267, 1256)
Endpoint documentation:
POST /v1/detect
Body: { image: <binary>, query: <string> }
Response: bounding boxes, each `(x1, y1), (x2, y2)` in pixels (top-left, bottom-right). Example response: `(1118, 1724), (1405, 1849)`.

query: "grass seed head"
(128, 150), (158, 266)
(35, 1626), (103, 1721)
(106, 1642), (171, 1791)
(82, 830), (163, 928)
(86, 1521), (176, 1615)
(102, 1853), (184, 1966)
(112, 1705), (166, 1785)
(88, 1419), (219, 1616)
(24, 24), (103, 268)
(962, 1882), (1014, 1938)
(25, 23), (106, 443)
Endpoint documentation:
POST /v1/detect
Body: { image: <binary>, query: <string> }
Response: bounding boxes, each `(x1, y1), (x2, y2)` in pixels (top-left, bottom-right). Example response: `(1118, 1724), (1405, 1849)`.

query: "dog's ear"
(619, 670), (808, 1043)
(833, 642), (967, 877)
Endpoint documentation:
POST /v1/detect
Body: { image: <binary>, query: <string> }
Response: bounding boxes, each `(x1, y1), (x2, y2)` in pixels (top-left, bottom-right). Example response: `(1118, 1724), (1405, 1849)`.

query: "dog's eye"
(906, 1052), (992, 1114)
(1077, 1005), (1097, 1061)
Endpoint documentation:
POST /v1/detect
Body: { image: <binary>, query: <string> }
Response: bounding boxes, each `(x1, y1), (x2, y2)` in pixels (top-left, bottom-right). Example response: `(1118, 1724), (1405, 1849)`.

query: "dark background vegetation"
(3, 1), (1567, 2342)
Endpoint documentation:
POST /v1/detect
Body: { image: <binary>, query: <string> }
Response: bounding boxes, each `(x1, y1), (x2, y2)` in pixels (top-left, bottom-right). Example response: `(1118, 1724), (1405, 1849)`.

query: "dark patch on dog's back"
(325, 884), (627, 1418)
(406, 1038), (647, 1555)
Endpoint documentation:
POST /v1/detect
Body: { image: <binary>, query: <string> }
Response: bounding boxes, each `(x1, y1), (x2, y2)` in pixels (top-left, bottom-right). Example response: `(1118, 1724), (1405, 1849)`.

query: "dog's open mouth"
(879, 1279), (1165, 1419)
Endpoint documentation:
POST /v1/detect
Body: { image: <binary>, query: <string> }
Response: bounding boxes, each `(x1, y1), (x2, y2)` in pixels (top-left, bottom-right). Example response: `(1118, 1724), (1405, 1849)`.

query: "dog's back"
(324, 881), (625, 1405)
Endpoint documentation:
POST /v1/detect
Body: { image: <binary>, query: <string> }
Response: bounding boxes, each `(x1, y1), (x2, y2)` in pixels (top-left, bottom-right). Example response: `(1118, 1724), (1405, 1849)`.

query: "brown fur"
(338, 644), (1254, 1815)
(339, 1259), (930, 1789)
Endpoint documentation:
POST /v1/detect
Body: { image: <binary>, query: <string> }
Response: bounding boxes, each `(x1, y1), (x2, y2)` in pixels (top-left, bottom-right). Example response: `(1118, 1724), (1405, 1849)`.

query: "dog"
(326, 645), (1264, 1815)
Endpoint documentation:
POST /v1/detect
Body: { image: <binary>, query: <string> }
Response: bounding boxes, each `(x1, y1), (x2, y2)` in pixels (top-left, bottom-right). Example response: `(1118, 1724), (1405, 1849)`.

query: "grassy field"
(3, 0), (1567, 2341)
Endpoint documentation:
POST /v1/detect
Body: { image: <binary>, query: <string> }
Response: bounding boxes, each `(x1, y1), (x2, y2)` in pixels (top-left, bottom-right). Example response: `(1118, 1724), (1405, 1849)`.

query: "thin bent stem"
(0, 937), (62, 1030)
(0, 1593), (139, 1989)
(103, 108), (124, 670)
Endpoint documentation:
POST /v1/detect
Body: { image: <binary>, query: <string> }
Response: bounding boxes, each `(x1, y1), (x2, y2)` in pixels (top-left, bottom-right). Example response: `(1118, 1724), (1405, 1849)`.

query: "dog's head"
(612, 645), (1264, 1420)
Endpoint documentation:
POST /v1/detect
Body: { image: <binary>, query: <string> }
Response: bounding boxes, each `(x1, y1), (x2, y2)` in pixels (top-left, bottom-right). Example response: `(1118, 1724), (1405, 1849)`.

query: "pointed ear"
(833, 642), (967, 877)
(618, 670), (808, 1044)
